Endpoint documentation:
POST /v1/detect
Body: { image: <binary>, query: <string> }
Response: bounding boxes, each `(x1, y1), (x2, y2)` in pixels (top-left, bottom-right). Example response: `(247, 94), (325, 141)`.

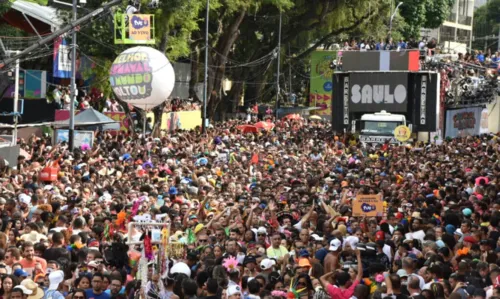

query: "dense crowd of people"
(1, 116), (500, 299)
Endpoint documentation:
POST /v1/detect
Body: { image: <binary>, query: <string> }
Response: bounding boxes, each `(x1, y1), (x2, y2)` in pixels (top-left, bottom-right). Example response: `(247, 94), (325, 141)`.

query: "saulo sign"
(349, 73), (409, 113)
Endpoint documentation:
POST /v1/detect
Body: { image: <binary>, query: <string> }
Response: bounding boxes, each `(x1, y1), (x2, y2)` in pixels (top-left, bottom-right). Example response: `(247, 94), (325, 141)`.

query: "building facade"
(439, 0), (475, 52)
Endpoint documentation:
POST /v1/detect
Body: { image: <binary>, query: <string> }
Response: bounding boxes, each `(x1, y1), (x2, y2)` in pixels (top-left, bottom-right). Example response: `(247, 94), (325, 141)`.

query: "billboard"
(341, 51), (420, 72)
(310, 51), (336, 116)
(129, 15), (152, 41)
(445, 107), (484, 138)
(349, 73), (408, 113)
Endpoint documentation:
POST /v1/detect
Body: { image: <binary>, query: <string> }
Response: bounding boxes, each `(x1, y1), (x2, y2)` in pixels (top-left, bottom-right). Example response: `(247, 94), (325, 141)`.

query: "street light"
(389, 2), (403, 36)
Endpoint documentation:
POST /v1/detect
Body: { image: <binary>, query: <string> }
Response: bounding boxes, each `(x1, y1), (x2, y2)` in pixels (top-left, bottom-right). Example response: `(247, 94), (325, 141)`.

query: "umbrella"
(237, 125), (259, 133)
(255, 121), (275, 131)
(284, 114), (302, 120)
(309, 115), (322, 120)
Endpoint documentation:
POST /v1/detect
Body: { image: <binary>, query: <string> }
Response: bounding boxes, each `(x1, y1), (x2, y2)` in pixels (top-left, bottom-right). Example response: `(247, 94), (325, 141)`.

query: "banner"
(352, 194), (384, 217)
(310, 51), (336, 116)
(24, 70), (47, 99)
(53, 37), (71, 78)
(55, 130), (94, 148)
(480, 108), (489, 134)
(129, 15), (151, 41)
(342, 51), (420, 72)
(2, 70), (24, 98)
(445, 107), (483, 138)
(349, 73), (408, 113)
(146, 110), (202, 132)
(103, 112), (130, 135)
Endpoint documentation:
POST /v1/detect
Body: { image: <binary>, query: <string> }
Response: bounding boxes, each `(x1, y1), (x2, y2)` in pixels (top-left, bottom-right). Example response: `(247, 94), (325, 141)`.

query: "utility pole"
(202, 0), (209, 134)
(13, 56), (19, 146)
(288, 44), (292, 102)
(69, 0), (77, 150)
(275, 10), (282, 119)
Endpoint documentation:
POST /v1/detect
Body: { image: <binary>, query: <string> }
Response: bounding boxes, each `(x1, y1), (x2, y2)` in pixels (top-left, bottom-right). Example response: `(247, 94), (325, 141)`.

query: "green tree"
(399, 0), (454, 38)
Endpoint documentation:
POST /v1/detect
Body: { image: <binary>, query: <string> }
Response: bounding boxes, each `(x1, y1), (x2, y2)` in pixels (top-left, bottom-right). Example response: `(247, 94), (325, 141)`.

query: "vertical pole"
(69, 0), (77, 151)
(497, 27), (500, 52)
(288, 44), (292, 102)
(13, 58), (19, 146)
(143, 112), (146, 136)
(275, 10), (282, 119)
(202, 0), (209, 134)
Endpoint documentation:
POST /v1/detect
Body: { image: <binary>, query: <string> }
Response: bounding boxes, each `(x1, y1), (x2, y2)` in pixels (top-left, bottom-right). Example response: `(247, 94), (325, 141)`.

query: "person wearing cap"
(243, 255), (258, 277)
(259, 258), (276, 281)
(324, 238), (342, 273)
(319, 249), (362, 299)
(11, 285), (30, 299)
(226, 285), (242, 299)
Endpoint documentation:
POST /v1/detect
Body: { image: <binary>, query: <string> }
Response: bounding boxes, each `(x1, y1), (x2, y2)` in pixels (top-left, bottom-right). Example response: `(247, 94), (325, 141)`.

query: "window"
(360, 121), (401, 136)
(457, 0), (473, 26)
(447, 0), (457, 22)
(440, 26), (455, 44)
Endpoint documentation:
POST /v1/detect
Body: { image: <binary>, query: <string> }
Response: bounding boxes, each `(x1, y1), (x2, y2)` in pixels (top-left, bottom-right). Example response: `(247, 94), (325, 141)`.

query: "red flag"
(251, 153), (259, 164)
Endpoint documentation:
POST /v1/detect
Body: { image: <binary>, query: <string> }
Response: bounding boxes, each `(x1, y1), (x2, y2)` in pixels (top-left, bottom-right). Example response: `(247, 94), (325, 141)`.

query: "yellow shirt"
(266, 246), (289, 259)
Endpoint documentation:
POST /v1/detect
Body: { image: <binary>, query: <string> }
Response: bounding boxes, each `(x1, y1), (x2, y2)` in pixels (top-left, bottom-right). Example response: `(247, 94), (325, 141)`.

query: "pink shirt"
(327, 280), (360, 299)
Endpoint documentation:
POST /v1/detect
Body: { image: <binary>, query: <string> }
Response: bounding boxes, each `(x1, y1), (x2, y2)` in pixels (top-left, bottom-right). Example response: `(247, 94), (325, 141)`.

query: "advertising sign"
(349, 73), (408, 113)
(445, 107), (483, 138)
(352, 194), (384, 217)
(103, 112), (130, 135)
(394, 125), (411, 142)
(129, 15), (152, 41)
(480, 108), (489, 134)
(24, 70), (47, 99)
(342, 51), (420, 72)
(53, 37), (71, 78)
(309, 51), (336, 116)
(55, 130), (94, 149)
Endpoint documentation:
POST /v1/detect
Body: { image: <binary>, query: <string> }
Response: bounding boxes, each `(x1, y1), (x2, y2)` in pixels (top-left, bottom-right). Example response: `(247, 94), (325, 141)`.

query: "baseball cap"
(260, 258), (276, 270)
(375, 231), (385, 241)
(14, 268), (29, 278)
(13, 285), (32, 295)
(329, 238), (341, 251)
(396, 269), (408, 278)
(462, 208), (472, 217)
(464, 236), (478, 244)
(227, 285), (242, 297)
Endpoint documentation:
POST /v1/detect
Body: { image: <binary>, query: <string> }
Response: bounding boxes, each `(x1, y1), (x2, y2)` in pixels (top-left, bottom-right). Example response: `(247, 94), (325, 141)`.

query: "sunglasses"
(199, 239), (208, 243)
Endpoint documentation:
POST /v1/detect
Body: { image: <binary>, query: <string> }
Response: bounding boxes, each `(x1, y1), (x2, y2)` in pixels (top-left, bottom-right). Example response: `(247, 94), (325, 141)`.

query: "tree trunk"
(207, 9), (247, 119)
(159, 31), (168, 53)
(189, 48), (200, 101)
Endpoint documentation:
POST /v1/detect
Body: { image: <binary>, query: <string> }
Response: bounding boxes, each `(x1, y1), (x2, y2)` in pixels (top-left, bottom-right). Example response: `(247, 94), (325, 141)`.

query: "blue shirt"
(104, 287), (125, 296)
(85, 289), (111, 299)
(478, 54), (485, 62)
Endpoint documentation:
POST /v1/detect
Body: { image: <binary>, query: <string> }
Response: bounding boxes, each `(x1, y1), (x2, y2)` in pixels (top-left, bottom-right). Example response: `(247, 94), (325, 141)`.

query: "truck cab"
(358, 111), (408, 144)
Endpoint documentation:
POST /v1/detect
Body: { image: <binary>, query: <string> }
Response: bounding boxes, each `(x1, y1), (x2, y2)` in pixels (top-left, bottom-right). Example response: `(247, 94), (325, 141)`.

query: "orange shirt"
(19, 257), (47, 276)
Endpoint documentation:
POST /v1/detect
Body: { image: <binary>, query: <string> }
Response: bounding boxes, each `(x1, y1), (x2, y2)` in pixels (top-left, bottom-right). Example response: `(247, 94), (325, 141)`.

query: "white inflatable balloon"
(109, 46), (175, 110)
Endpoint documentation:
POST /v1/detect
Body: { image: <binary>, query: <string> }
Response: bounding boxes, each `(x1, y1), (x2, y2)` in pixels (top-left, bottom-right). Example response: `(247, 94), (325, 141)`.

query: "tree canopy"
(0, 0), (455, 118)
